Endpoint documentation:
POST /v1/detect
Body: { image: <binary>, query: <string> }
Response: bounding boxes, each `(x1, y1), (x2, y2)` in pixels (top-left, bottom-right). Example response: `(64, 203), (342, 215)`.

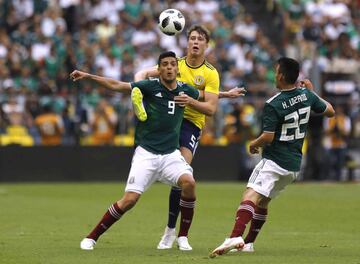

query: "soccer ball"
(158, 9), (185, 36)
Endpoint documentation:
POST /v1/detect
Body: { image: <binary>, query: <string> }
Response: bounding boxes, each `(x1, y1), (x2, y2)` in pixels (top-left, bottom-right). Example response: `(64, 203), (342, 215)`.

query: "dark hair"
(187, 24), (210, 43)
(158, 51), (177, 65)
(276, 57), (300, 84)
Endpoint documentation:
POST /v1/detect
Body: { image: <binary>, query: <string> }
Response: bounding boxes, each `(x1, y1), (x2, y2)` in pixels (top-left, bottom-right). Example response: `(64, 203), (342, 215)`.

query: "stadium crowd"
(0, 0), (359, 179)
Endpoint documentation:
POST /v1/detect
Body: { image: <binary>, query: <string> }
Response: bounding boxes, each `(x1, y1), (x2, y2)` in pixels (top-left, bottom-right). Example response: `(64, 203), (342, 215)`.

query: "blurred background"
(0, 0), (359, 182)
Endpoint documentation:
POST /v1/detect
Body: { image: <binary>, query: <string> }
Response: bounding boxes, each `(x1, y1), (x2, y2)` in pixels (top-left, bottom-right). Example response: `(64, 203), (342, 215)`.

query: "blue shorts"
(179, 119), (201, 156)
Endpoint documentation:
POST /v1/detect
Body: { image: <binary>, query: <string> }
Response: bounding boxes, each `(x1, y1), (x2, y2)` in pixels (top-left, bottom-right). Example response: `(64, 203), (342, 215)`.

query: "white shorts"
(247, 158), (299, 199)
(125, 146), (193, 194)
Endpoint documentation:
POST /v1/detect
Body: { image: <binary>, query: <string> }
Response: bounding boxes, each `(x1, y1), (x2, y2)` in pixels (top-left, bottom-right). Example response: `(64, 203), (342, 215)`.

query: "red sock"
(230, 200), (255, 238)
(178, 197), (195, 237)
(245, 207), (267, 243)
(87, 202), (124, 241)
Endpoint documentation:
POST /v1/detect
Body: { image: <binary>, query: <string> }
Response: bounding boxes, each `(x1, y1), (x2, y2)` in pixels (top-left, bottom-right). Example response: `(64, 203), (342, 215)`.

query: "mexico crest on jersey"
(194, 75), (205, 86)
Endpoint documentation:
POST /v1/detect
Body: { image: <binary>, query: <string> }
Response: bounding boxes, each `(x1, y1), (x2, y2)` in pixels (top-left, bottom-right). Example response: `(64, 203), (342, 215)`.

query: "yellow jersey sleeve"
(204, 63), (220, 95)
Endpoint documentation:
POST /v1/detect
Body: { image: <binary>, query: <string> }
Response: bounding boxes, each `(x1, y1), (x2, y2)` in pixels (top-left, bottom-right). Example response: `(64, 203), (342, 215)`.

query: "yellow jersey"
(176, 57), (220, 129)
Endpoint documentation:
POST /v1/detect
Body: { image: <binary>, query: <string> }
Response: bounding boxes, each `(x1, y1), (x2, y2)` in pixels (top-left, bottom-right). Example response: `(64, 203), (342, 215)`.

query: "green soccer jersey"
(262, 87), (327, 171)
(131, 79), (200, 154)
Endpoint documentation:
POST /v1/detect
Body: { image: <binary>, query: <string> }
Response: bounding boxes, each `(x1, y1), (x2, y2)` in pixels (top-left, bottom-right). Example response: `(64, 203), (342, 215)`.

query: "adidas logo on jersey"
(155, 92), (163, 98)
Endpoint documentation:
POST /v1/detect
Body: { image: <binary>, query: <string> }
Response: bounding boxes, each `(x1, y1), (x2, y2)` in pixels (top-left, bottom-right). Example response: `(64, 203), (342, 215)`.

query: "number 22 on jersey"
(280, 106), (310, 141)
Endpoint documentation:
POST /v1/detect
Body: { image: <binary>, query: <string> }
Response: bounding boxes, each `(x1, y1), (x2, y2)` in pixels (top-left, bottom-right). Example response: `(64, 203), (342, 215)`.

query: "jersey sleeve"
(262, 103), (279, 133)
(309, 91), (327, 113)
(130, 80), (152, 95)
(205, 69), (220, 95)
(185, 84), (200, 100)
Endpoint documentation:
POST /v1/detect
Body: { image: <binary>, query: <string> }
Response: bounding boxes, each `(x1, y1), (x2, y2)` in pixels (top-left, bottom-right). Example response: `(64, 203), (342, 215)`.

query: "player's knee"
(178, 174), (196, 191)
(242, 188), (264, 205)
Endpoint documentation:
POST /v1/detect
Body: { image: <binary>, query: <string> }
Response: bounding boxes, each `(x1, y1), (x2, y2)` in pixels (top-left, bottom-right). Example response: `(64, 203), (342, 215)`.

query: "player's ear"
(278, 72), (284, 82)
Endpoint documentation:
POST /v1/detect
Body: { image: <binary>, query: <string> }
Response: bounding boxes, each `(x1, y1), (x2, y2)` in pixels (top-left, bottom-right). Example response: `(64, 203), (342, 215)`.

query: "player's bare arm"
(249, 132), (275, 154)
(174, 91), (218, 116)
(134, 66), (159, 82)
(219, 87), (246, 98)
(134, 66), (245, 100)
(321, 101), (335, 117)
(70, 70), (131, 92)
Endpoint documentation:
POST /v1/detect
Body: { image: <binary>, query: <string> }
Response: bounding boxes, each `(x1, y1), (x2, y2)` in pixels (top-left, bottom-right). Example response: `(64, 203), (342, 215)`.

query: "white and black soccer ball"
(158, 9), (185, 36)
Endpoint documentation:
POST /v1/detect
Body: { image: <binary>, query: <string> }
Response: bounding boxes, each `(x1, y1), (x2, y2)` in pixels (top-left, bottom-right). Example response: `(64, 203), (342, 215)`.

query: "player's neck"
(280, 85), (296, 92)
(186, 54), (205, 68)
(160, 78), (177, 90)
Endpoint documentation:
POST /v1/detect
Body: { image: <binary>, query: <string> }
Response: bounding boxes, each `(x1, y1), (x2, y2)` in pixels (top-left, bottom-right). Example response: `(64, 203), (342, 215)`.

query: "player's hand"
(174, 94), (193, 107)
(249, 142), (260, 154)
(298, 79), (314, 91)
(226, 86), (246, 98)
(70, 70), (89, 82)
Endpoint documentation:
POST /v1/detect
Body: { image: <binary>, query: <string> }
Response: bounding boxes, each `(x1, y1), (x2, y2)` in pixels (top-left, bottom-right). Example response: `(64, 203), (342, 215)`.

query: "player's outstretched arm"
(134, 66), (159, 81)
(70, 70), (131, 92)
(219, 87), (246, 99)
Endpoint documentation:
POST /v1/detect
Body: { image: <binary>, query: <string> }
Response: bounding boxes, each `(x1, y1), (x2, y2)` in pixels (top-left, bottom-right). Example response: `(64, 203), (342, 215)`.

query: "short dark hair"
(277, 57), (300, 84)
(158, 51), (177, 65)
(187, 24), (210, 43)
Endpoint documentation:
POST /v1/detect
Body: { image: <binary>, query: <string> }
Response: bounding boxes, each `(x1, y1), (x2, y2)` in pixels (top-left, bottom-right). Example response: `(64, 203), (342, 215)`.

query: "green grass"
(0, 182), (359, 264)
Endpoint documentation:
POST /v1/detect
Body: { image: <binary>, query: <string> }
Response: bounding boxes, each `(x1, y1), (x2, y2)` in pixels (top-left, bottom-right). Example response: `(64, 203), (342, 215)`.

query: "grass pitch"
(0, 182), (359, 264)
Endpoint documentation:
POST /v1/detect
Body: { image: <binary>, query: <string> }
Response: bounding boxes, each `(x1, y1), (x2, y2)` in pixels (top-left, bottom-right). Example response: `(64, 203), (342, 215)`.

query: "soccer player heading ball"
(210, 57), (335, 258)
(134, 24), (246, 250)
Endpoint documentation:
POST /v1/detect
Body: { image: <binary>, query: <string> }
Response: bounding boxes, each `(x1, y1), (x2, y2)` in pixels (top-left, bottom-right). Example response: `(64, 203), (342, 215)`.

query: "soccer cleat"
(157, 227), (176, 249)
(80, 238), (96, 250)
(242, 242), (255, 252)
(177, 236), (193, 251)
(209, 237), (245, 258)
(131, 87), (147, 122)
(229, 242), (255, 253)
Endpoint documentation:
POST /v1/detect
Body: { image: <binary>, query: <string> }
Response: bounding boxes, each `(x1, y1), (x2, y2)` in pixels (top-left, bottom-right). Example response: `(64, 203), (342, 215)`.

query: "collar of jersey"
(185, 57), (205, 69)
(159, 80), (178, 92)
(281, 87), (297, 92)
